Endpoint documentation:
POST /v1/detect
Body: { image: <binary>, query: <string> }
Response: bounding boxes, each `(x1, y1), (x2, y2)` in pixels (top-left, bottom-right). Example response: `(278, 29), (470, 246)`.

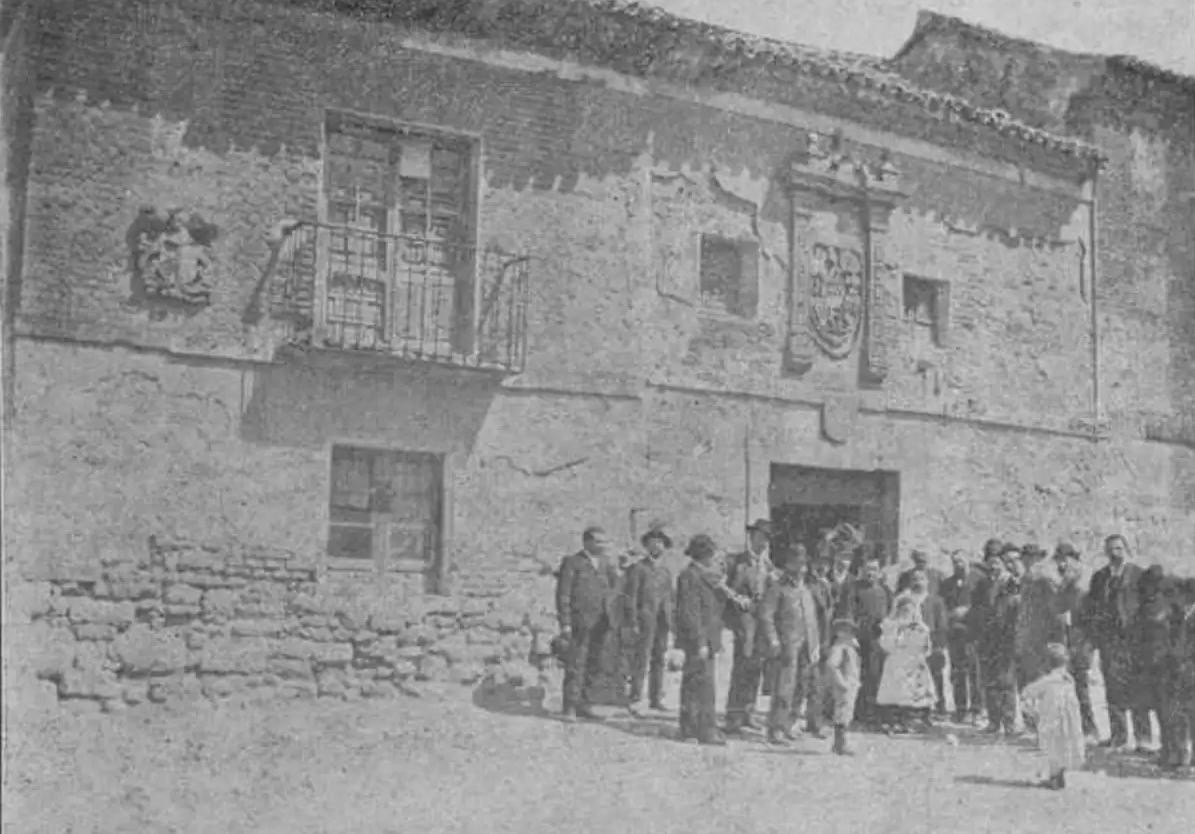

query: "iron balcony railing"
(270, 222), (530, 373)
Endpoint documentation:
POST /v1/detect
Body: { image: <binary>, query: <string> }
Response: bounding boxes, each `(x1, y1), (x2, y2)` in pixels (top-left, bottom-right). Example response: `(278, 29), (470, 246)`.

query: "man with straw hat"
(625, 523), (676, 713)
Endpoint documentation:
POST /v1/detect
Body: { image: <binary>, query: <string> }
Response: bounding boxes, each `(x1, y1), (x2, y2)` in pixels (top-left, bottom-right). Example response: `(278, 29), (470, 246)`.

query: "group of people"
(552, 521), (1195, 787)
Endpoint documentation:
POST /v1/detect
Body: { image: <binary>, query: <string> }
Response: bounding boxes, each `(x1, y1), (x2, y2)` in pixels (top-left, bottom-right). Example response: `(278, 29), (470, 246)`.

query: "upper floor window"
(322, 112), (479, 353)
(699, 233), (760, 318)
(902, 274), (949, 347)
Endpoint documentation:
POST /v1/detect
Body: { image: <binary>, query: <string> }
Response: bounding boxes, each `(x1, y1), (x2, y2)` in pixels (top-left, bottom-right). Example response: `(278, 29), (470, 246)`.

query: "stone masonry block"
(201, 589), (237, 618)
(198, 638), (270, 674)
(67, 598), (136, 626)
(164, 584), (203, 606)
(73, 623), (117, 641)
(59, 667), (121, 700)
(111, 624), (189, 675)
(230, 620), (283, 638)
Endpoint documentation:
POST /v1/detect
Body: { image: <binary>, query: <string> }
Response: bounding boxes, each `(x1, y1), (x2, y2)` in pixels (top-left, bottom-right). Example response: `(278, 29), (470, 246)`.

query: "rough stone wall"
(6, 0), (1194, 712)
(9, 532), (557, 711)
(892, 23), (1195, 441)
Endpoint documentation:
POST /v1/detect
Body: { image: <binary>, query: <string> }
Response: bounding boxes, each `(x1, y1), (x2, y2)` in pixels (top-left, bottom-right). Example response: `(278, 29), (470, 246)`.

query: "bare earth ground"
(4, 672), (1194, 834)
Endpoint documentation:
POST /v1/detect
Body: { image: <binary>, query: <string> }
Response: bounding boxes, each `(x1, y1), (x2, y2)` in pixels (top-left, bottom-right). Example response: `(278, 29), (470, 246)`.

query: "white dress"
(876, 619), (937, 709)
(1021, 667), (1086, 773)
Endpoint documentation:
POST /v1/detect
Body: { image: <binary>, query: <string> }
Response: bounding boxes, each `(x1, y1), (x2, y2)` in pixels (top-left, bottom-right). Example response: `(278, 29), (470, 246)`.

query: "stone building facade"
(2, 0), (1192, 709)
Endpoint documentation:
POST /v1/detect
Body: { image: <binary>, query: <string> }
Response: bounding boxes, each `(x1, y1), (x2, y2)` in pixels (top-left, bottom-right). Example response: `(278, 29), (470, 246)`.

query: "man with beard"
(624, 524), (676, 713)
(971, 547), (1020, 735)
(942, 551), (981, 724)
(840, 557), (892, 724)
(1083, 534), (1147, 749)
(723, 519), (778, 733)
(897, 550), (944, 597)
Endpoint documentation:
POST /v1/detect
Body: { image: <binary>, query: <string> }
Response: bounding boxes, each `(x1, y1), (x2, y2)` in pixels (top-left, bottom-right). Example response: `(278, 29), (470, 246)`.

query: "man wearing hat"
(676, 534), (731, 745)
(760, 547), (821, 744)
(1052, 543), (1098, 740)
(896, 549), (944, 597)
(723, 518), (778, 733)
(625, 524), (676, 712)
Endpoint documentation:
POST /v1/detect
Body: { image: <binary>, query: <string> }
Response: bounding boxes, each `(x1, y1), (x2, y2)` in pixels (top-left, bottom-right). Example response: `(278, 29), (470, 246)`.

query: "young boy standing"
(825, 618), (862, 755)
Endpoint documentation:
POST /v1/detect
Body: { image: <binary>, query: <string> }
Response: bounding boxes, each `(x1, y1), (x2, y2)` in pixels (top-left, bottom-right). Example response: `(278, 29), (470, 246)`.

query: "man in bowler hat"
(724, 518), (778, 733)
(676, 534), (729, 745)
(625, 524), (676, 712)
(555, 526), (621, 721)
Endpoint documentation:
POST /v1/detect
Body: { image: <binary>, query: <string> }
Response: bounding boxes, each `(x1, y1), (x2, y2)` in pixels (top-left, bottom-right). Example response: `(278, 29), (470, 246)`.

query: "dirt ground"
(4, 671), (1193, 834)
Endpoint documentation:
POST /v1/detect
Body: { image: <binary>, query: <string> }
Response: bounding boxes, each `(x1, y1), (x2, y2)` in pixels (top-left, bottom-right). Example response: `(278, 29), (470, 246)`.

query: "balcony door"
(323, 112), (477, 357)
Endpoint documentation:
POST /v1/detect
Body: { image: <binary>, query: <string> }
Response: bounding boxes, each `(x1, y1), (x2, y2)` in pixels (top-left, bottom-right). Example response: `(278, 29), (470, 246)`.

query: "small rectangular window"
(328, 445), (443, 575)
(699, 234), (759, 318)
(902, 275), (949, 346)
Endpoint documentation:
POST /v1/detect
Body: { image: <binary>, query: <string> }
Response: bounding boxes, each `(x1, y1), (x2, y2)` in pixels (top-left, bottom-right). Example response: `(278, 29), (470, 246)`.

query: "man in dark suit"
(1084, 534), (1147, 748)
(840, 557), (892, 724)
(625, 524), (676, 712)
(941, 550), (981, 723)
(896, 550), (944, 597)
(555, 526), (620, 722)
(971, 547), (1020, 734)
(676, 534), (730, 745)
(723, 518), (778, 733)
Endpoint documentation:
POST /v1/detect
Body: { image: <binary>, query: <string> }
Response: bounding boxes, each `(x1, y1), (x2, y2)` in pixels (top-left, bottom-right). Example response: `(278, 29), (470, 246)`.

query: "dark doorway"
(769, 465), (900, 569)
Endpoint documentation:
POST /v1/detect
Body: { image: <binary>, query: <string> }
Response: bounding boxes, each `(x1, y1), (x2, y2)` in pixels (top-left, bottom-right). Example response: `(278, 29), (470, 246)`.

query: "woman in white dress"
(877, 594), (937, 733)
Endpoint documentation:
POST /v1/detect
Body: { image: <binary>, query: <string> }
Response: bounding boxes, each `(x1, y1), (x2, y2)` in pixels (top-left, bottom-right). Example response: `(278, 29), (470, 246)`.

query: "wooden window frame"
(318, 110), (484, 355)
(325, 442), (453, 591)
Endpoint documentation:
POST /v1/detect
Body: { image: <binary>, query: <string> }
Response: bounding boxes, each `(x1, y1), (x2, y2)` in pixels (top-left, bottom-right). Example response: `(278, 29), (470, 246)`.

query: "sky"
(653, 0), (1195, 75)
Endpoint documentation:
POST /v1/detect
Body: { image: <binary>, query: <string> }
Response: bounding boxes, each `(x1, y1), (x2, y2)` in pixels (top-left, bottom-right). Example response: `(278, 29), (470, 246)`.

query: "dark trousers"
(855, 637), (883, 721)
(980, 652), (1017, 731)
(1099, 644), (1151, 744)
(928, 651), (946, 713)
(679, 652), (717, 741)
(1162, 694), (1194, 767)
(797, 652), (824, 731)
(949, 638), (981, 715)
(628, 610), (669, 704)
(949, 637), (981, 715)
(726, 635), (764, 725)
(562, 617), (608, 712)
(767, 645), (808, 732)
(1070, 662), (1099, 736)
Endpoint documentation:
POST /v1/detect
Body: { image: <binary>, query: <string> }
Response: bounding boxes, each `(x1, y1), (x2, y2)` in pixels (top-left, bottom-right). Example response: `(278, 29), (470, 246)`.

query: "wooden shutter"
(933, 280), (951, 348)
(734, 239), (761, 318)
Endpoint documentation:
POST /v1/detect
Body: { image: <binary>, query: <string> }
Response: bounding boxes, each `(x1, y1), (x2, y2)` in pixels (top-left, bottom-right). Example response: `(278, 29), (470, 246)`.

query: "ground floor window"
(328, 445), (444, 577)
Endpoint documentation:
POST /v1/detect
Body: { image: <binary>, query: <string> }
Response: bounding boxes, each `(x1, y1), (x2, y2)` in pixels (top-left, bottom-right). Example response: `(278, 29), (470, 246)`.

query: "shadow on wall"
(239, 355), (500, 456)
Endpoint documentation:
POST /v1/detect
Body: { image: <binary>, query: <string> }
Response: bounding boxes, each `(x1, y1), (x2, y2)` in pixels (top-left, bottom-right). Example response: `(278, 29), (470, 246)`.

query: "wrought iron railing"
(270, 222), (530, 373)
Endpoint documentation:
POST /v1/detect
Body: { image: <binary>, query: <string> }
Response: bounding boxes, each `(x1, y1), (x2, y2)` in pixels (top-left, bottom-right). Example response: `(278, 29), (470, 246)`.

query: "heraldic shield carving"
(808, 242), (864, 359)
(130, 208), (219, 306)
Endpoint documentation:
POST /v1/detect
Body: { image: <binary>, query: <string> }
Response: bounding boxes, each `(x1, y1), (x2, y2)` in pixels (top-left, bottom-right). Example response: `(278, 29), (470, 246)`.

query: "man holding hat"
(555, 526), (621, 722)
(724, 518), (778, 733)
(625, 523), (676, 712)
(676, 533), (731, 745)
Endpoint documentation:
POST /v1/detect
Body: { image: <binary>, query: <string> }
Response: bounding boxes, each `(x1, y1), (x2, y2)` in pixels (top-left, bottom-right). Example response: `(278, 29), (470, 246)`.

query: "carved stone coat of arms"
(808, 242), (864, 359)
